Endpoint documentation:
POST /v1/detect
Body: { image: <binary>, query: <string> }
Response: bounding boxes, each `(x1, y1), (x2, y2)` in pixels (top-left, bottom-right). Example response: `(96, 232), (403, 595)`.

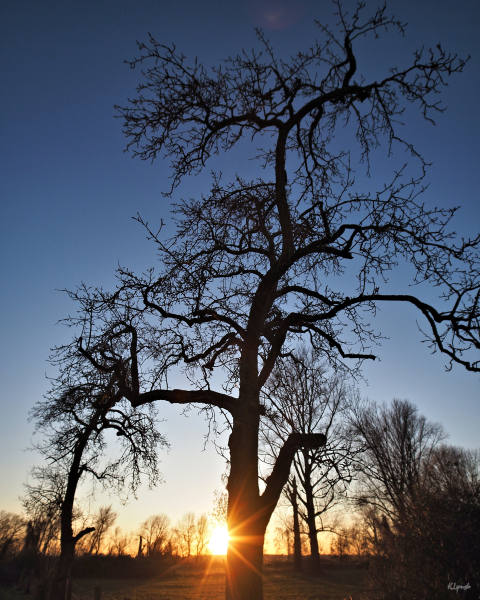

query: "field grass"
(70, 556), (368, 600)
(0, 588), (31, 600)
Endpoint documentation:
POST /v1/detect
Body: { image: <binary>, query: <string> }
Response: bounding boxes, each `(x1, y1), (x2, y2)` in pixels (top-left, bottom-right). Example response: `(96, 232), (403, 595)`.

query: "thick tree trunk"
(225, 408), (266, 600)
(49, 526), (94, 600)
(224, 397), (326, 599)
(49, 540), (75, 600)
(225, 525), (264, 600)
(49, 430), (94, 600)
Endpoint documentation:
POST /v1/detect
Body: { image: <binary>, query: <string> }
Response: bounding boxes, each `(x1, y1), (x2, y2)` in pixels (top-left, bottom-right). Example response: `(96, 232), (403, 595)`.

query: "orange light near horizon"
(208, 525), (229, 555)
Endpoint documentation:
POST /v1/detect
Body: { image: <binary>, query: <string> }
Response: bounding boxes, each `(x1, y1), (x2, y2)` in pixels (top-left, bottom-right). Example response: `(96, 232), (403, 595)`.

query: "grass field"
(69, 556), (368, 600)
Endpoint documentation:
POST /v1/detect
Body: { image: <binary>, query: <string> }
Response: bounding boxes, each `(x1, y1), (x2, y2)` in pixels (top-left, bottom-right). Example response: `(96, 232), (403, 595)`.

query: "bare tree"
(107, 526), (132, 557)
(350, 398), (444, 521)
(140, 514), (171, 557)
(351, 401), (480, 599)
(194, 514), (210, 557)
(85, 506), (117, 556)
(412, 445), (480, 598)
(174, 512), (196, 558)
(61, 2), (480, 598)
(22, 469), (63, 557)
(263, 351), (358, 569)
(172, 512), (210, 558)
(0, 511), (25, 559)
(211, 488), (228, 528)
(424, 445), (480, 498)
(272, 513), (294, 557)
(29, 328), (166, 600)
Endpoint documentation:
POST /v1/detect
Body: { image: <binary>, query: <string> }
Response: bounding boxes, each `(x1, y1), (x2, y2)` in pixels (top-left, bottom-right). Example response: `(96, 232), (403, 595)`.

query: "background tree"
(417, 445), (480, 597)
(286, 477), (302, 571)
(68, 2), (479, 599)
(349, 398), (444, 521)
(173, 513), (196, 558)
(22, 471), (62, 559)
(0, 512), (25, 560)
(140, 514), (171, 557)
(210, 488), (228, 529)
(29, 321), (166, 600)
(350, 399), (479, 599)
(107, 526), (132, 557)
(194, 514), (209, 557)
(329, 519), (370, 558)
(85, 506), (117, 556)
(263, 351), (358, 570)
(273, 513), (294, 557)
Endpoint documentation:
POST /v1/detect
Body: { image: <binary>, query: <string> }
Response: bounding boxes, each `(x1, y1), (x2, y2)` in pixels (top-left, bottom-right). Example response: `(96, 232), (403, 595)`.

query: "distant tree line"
(0, 507), (214, 561)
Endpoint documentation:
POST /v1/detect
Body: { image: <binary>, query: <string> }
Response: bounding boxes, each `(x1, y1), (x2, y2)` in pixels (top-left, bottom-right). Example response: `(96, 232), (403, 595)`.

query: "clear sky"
(1, 0), (479, 534)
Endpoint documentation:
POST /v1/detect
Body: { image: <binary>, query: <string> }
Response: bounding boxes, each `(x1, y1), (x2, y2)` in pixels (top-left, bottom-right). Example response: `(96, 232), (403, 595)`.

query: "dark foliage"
(352, 401), (479, 599)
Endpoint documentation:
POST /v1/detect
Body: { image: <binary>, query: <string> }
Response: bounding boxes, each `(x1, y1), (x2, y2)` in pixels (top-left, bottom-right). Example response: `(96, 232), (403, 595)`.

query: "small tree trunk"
(291, 478), (302, 572)
(306, 512), (320, 568)
(303, 467), (320, 571)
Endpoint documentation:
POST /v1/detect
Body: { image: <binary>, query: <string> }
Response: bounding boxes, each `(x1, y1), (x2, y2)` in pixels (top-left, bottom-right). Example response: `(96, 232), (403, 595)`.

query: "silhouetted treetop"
(117, 1), (466, 186)
(112, 2), (479, 378)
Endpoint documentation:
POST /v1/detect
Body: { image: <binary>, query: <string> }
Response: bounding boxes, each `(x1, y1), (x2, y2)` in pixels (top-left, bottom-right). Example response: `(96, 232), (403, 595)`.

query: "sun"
(208, 525), (229, 555)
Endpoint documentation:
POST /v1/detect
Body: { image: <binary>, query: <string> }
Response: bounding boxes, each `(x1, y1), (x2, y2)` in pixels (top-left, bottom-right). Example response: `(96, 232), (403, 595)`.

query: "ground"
(0, 556), (369, 600)
(73, 556), (368, 600)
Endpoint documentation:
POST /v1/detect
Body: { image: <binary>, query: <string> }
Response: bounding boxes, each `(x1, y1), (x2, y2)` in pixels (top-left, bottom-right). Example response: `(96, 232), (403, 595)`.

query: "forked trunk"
(224, 391), (326, 599)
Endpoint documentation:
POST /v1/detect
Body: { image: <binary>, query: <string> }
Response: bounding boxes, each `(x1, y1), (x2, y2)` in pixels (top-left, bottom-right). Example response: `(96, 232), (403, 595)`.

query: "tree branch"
(73, 527), (95, 543)
(131, 388), (237, 416)
(260, 432), (326, 527)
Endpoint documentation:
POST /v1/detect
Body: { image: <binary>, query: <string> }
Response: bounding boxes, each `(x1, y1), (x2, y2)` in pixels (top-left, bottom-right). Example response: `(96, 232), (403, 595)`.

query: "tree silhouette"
(349, 398), (444, 521)
(70, 2), (479, 598)
(140, 514), (171, 557)
(29, 326), (165, 600)
(0, 512), (24, 559)
(351, 401), (480, 598)
(262, 351), (357, 570)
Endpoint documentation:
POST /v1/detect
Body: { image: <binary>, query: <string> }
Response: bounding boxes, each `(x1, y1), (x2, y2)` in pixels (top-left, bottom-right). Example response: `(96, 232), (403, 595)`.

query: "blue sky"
(1, 0), (479, 531)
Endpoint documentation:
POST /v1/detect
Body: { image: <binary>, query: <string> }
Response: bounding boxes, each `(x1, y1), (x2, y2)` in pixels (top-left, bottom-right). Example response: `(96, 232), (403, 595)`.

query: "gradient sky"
(1, 0), (479, 533)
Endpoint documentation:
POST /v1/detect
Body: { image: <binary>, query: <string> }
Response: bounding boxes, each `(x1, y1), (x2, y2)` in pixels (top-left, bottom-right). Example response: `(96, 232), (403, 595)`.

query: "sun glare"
(208, 525), (229, 555)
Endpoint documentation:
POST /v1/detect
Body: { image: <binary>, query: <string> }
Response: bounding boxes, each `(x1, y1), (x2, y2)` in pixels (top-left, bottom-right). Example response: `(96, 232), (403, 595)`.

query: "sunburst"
(208, 525), (229, 555)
